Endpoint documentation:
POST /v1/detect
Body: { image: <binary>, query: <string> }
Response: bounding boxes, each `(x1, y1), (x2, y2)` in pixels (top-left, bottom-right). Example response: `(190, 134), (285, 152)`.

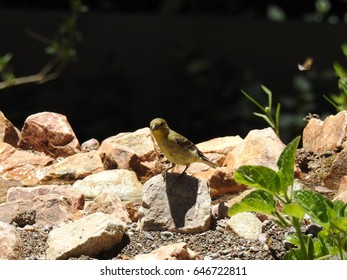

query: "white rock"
(46, 212), (125, 259)
(227, 212), (263, 240)
(73, 169), (142, 201)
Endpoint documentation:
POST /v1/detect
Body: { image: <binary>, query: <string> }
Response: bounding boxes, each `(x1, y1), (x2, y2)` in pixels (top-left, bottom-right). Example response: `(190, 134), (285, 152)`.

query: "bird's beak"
(150, 124), (157, 131)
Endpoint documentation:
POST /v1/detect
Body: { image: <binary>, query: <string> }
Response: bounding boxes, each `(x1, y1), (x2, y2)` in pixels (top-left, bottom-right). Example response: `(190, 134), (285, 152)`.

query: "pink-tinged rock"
(139, 173), (211, 233)
(85, 192), (131, 224)
(0, 143), (54, 180)
(230, 127), (285, 171)
(0, 222), (23, 260)
(0, 142), (54, 183)
(0, 194), (75, 226)
(133, 242), (200, 260)
(30, 150), (104, 185)
(98, 128), (162, 180)
(7, 185), (84, 213)
(303, 111), (347, 153)
(18, 112), (81, 158)
(0, 111), (20, 147)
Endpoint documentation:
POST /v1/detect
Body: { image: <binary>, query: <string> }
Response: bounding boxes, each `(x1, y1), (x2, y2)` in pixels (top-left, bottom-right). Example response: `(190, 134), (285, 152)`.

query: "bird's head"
(150, 118), (169, 133)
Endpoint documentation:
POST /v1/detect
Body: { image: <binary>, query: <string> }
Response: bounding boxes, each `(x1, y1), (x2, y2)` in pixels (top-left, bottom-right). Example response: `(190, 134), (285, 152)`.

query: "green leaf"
(283, 203), (305, 219)
(275, 103), (281, 134)
(341, 43), (347, 57)
(228, 190), (276, 216)
(276, 136), (301, 193)
(286, 233), (301, 247)
(334, 63), (347, 78)
(241, 89), (265, 112)
(260, 84), (273, 111)
(331, 217), (347, 232)
(253, 112), (274, 129)
(333, 200), (347, 217)
(294, 190), (334, 228)
(234, 165), (281, 195)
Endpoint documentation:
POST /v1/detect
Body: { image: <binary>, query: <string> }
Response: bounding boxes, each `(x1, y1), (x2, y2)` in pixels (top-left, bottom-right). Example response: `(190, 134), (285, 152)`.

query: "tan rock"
(7, 185), (84, 213)
(139, 173), (211, 233)
(230, 127), (285, 171)
(227, 212), (263, 240)
(73, 169), (142, 201)
(194, 167), (247, 198)
(0, 194), (75, 226)
(303, 110), (347, 153)
(81, 138), (100, 152)
(18, 112), (81, 158)
(196, 135), (243, 154)
(0, 111), (20, 147)
(337, 176), (347, 195)
(85, 192), (131, 224)
(333, 190), (347, 203)
(46, 212), (125, 260)
(125, 200), (142, 222)
(31, 150), (104, 185)
(98, 128), (162, 179)
(212, 189), (254, 219)
(0, 222), (23, 260)
(323, 146), (347, 191)
(133, 242), (200, 260)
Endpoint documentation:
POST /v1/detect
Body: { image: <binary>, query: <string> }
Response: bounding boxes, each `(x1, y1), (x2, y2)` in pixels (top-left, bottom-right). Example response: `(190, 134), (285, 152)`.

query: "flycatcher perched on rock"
(150, 118), (218, 175)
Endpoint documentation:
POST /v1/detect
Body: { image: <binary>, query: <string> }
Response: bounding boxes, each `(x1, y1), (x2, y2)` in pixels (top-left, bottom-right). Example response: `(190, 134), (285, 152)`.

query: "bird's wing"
(172, 132), (197, 152)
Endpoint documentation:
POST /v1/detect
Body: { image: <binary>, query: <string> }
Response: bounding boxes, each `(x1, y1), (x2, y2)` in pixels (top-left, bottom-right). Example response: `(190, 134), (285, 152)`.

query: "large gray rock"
(139, 173), (211, 233)
(46, 212), (125, 259)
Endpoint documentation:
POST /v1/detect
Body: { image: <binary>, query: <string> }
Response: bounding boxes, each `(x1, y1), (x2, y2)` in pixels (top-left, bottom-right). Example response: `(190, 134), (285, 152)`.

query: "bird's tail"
(199, 153), (219, 168)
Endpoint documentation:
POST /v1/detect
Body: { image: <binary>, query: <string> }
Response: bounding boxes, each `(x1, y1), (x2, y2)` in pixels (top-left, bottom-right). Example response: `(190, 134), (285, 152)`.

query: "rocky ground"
(17, 215), (288, 260)
(1, 111), (347, 260)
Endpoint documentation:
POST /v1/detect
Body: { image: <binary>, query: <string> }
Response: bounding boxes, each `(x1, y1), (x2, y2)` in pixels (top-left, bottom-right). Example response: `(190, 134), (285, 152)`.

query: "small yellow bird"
(150, 118), (218, 175)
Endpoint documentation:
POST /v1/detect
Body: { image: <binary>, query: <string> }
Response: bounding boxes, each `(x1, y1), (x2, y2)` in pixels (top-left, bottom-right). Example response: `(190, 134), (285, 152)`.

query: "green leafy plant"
(241, 85), (281, 136)
(228, 136), (347, 259)
(323, 43), (347, 111)
(0, 0), (87, 90)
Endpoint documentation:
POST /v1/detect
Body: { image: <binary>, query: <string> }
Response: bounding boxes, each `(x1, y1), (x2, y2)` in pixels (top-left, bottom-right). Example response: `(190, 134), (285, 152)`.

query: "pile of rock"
(1, 110), (347, 260)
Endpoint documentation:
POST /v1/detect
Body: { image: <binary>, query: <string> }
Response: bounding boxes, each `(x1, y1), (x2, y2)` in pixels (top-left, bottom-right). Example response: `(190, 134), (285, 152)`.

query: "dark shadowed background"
(0, 0), (346, 144)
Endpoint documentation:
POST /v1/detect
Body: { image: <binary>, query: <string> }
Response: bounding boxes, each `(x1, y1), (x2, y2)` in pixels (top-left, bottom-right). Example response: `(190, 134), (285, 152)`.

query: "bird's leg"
(179, 164), (190, 176)
(163, 162), (175, 181)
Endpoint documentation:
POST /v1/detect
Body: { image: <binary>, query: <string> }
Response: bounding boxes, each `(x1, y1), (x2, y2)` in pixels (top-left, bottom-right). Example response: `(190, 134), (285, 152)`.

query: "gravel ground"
(17, 218), (289, 260)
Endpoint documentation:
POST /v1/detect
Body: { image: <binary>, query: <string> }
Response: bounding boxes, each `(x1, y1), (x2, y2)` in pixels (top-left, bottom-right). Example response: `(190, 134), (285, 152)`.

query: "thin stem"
(292, 217), (309, 259)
